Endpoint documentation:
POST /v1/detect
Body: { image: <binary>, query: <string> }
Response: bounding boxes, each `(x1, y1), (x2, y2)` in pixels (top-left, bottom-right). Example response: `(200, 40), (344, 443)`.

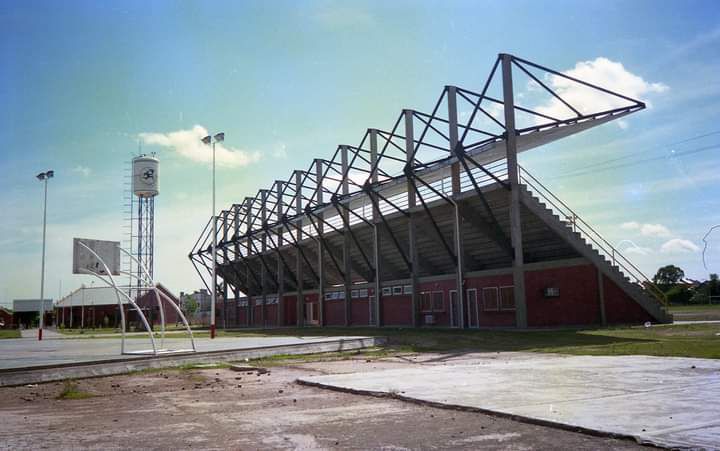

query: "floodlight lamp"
(46, 170), (54, 178)
(201, 135), (212, 145)
(36, 172), (46, 180)
(214, 132), (225, 142)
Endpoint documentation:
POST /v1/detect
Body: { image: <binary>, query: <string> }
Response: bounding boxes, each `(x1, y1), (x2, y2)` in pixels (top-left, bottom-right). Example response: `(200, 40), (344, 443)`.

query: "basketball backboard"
(72, 238), (121, 275)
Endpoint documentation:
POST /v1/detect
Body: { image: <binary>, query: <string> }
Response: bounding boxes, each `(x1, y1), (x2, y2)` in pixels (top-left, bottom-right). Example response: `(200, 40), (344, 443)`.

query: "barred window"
(483, 287), (499, 311)
(500, 286), (515, 310)
(432, 291), (444, 311)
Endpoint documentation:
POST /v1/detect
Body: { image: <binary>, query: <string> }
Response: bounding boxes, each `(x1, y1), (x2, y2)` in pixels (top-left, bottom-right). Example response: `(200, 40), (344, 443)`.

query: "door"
(466, 289), (479, 328)
(304, 302), (317, 325)
(450, 290), (459, 328)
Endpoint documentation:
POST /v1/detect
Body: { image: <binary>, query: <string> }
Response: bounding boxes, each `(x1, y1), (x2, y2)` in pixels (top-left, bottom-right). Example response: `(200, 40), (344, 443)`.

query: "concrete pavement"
(299, 352), (720, 449)
(0, 331), (381, 386)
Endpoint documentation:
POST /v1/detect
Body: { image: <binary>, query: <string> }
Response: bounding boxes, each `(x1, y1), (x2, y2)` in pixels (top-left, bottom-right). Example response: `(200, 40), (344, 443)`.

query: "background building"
(0, 307), (14, 329)
(56, 284), (183, 329)
(12, 299), (54, 328)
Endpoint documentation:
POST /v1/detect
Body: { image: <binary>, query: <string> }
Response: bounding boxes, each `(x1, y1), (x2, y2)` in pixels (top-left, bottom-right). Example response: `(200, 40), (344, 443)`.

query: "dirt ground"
(0, 356), (649, 450)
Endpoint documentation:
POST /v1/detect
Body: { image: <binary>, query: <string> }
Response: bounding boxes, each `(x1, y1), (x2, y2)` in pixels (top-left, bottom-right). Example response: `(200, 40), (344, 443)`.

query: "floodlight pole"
(37, 170), (53, 341)
(203, 132), (224, 339)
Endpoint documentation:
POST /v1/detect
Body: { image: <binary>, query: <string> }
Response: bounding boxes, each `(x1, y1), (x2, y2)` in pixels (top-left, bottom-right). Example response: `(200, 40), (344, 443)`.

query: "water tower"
(131, 154), (159, 292)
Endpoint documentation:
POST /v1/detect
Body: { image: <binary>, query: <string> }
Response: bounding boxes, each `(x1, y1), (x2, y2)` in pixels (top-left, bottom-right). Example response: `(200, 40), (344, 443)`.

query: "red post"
(210, 323), (216, 339)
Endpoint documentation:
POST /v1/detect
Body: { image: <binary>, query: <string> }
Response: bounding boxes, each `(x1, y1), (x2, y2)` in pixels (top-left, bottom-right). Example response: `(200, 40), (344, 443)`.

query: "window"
(359, 288), (369, 298)
(483, 287), (499, 311)
(324, 292), (334, 301)
(421, 291), (444, 312)
(382, 287), (392, 296)
(392, 286), (403, 296)
(403, 285), (412, 294)
(351, 290), (359, 299)
(420, 292), (432, 312)
(432, 291), (444, 311)
(500, 286), (515, 310)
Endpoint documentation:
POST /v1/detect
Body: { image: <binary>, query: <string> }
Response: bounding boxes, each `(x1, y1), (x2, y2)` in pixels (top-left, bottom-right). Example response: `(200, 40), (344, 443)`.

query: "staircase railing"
(518, 165), (668, 308)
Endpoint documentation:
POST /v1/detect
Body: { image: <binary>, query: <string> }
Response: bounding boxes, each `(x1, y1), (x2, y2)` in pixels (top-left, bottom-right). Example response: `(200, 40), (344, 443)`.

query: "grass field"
(214, 323), (720, 359)
(668, 304), (720, 321)
(0, 329), (21, 339)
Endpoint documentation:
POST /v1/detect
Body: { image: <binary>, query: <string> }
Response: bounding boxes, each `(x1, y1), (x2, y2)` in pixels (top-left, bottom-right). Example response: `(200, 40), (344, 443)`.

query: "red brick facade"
(219, 260), (655, 329)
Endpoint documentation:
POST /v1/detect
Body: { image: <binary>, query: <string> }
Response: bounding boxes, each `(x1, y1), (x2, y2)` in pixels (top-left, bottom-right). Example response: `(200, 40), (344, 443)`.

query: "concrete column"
(501, 53), (528, 328)
(315, 159), (325, 327)
(447, 85), (465, 328)
(370, 129), (382, 327)
(222, 210), (229, 329)
(404, 110), (419, 327)
(295, 171), (304, 327)
(598, 268), (607, 326)
(260, 190), (268, 328)
(341, 146), (352, 326)
(276, 181), (285, 327)
(245, 198), (253, 326)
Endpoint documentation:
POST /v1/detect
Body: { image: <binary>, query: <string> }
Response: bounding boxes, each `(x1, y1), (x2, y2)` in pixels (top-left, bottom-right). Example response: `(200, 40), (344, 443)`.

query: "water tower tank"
(132, 155), (159, 197)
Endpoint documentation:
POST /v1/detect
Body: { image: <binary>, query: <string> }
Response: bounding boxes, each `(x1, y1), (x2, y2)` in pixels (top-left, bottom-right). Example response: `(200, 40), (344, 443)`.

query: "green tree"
(183, 296), (198, 316)
(709, 273), (719, 296)
(653, 265), (685, 291)
(666, 285), (693, 305)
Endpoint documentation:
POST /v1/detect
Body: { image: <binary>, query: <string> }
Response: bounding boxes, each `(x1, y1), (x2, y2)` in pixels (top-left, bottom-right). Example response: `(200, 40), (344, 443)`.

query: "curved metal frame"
(77, 242), (196, 355)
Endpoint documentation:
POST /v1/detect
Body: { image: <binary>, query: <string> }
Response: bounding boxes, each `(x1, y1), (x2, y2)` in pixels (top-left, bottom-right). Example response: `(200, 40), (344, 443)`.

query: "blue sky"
(1, 0), (719, 306)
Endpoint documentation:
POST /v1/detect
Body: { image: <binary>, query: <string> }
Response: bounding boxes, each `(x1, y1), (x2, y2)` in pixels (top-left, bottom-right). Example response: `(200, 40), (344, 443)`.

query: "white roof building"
(56, 286), (128, 307)
(12, 299), (54, 312)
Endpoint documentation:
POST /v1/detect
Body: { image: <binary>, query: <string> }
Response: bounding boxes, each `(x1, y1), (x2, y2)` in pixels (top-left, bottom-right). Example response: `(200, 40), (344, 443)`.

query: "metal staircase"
(518, 166), (672, 324)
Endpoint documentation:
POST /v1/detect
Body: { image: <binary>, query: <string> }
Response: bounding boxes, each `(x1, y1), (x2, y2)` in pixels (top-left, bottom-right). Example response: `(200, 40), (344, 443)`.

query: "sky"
(1, 0), (719, 307)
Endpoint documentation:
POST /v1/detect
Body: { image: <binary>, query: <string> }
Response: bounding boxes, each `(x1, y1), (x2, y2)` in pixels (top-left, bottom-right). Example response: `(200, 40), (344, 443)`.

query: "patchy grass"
(668, 304), (720, 321)
(128, 362), (231, 376)
(0, 329), (21, 339)
(247, 346), (413, 367)
(56, 380), (94, 400)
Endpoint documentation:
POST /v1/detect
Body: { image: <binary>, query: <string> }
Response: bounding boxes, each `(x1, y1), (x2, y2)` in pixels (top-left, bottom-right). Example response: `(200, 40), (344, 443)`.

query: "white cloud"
(535, 57), (668, 124)
(660, 238), (700, 254)
(72, 165), (92, 177)
(139, 125), (261, 168)
(620, 221), (640, 230)
(617, 239), (652, 255)
(640, 223), (671, 238)
(620, 221), (671, 237)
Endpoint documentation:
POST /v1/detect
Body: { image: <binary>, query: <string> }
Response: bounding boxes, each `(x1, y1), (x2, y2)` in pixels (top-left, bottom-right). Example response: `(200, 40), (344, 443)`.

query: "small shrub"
(57, 380), (93, 400)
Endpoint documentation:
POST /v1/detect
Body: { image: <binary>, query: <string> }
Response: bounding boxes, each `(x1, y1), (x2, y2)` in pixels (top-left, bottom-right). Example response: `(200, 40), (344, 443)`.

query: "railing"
(518, 165), (668, 308)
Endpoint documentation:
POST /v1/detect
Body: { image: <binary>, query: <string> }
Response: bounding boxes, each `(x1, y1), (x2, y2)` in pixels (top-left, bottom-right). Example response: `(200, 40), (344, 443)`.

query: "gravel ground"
(0, 355), (650, 450)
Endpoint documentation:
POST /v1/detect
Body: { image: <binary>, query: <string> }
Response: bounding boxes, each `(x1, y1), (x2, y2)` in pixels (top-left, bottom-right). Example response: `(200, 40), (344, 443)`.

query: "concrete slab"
(298, 353), (720, 449)
(0, 333), (381, 386)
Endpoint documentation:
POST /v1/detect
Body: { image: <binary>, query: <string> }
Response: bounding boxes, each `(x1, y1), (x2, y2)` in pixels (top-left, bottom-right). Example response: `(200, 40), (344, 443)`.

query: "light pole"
(36, 170), (54, 341)
(201, 132), (224, 339)
(81, 283), (85, 329)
